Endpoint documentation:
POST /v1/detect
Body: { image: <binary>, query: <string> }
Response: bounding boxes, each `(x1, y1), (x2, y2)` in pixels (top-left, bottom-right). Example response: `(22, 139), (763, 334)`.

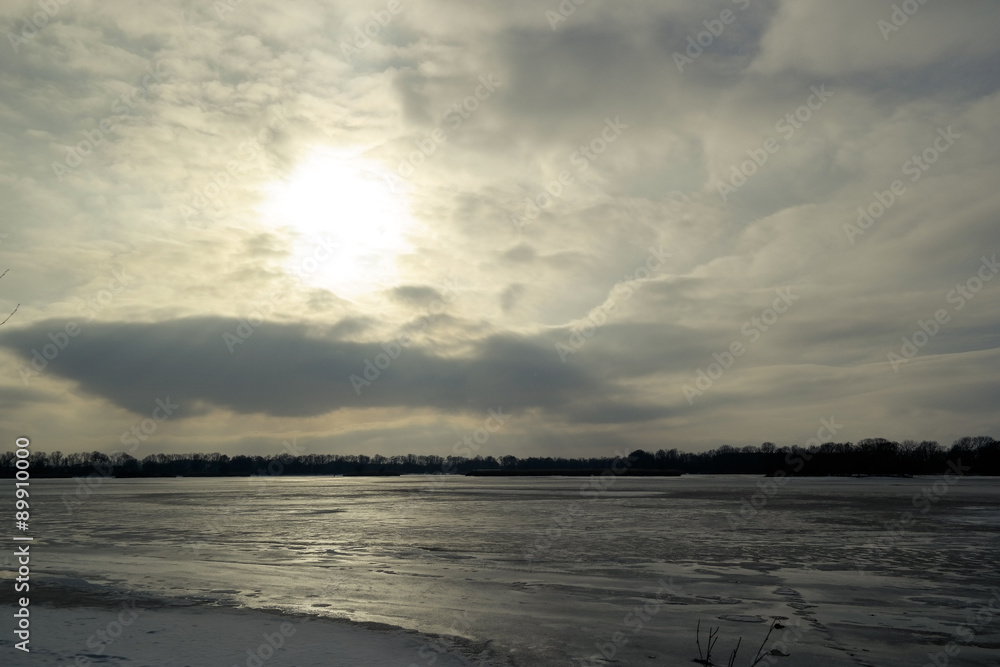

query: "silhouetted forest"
(3, 436), (998, 478)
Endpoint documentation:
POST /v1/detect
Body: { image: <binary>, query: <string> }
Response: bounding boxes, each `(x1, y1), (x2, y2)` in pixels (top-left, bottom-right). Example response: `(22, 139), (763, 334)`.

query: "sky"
(1, 0), (999, 459)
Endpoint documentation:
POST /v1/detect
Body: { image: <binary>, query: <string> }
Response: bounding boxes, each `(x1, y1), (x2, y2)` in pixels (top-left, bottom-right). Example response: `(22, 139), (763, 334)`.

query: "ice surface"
(4, 475), (999, 666)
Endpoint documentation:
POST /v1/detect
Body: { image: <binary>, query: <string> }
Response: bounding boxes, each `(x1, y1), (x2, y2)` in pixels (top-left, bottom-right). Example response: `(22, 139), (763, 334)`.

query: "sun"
(259, 147), (414, 297)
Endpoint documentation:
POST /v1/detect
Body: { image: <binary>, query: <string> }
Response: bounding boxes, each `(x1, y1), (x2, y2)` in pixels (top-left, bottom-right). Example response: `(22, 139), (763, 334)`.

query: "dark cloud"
(390, 285), (443, 305)
(0, 317), (666, 425)
(499, 283), (526, 312)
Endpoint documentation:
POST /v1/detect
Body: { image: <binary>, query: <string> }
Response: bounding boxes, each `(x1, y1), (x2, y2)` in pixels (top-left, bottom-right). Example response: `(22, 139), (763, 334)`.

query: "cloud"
(390, 285), (443, 305)
(0, 316), (666, 425)
(0, 0), (998, 455)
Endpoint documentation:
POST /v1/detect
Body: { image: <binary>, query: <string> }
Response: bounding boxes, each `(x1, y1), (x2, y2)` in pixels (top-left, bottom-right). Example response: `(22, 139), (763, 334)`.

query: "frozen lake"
(10, 475), (1000, 666)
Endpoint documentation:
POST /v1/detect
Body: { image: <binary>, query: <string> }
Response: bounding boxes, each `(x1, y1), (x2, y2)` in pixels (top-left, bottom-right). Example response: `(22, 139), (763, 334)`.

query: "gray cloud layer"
(0, 317), (666, 425)
(1, 0), (998, 455)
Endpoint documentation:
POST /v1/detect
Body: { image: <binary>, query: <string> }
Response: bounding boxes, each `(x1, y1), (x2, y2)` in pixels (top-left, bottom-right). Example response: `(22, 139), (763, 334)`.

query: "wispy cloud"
(1, 0), (998, 455)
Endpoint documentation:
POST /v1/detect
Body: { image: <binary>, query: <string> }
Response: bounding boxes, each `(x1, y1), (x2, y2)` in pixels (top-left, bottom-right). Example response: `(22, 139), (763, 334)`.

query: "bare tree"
(0, 268), (18, 326)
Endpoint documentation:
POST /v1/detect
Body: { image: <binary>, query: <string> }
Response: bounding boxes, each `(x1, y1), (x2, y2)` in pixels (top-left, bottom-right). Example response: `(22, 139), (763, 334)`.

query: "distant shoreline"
(465, 468), (683, 476)
(4, 436), (997, 478)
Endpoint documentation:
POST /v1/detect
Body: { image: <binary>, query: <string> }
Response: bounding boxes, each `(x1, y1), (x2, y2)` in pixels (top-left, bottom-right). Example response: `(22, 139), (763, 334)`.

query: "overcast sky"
(1, 0), (999, 459)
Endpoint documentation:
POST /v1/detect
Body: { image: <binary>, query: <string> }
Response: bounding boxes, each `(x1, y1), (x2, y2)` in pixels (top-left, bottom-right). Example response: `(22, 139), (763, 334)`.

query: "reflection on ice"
(19, 475), (1000, 666)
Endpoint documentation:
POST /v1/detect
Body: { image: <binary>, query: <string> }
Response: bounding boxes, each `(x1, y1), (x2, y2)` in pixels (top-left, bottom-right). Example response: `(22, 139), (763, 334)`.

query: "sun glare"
(260, 148), (413, 297)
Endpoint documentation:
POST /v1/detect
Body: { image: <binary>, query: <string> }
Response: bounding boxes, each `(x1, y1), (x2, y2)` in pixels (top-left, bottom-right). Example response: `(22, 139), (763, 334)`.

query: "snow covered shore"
(2, 582), (495, 667)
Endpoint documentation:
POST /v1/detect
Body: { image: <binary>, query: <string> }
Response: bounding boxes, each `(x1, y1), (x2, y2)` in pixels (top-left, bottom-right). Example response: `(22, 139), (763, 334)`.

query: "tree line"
(2, 436), (997, 478)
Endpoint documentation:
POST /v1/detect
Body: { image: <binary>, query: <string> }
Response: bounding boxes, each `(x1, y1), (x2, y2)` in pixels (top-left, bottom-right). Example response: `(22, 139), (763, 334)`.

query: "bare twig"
(749, 619), (778, 667)
(694, 621), (723, 666)
(727, 637), (742, 667)
(708, 626), (719, 659)
(0, 268), (17, 327)
(694, 618), (787, 666)
(696, 620), (705, 662)
(0, 303), (18, 327)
